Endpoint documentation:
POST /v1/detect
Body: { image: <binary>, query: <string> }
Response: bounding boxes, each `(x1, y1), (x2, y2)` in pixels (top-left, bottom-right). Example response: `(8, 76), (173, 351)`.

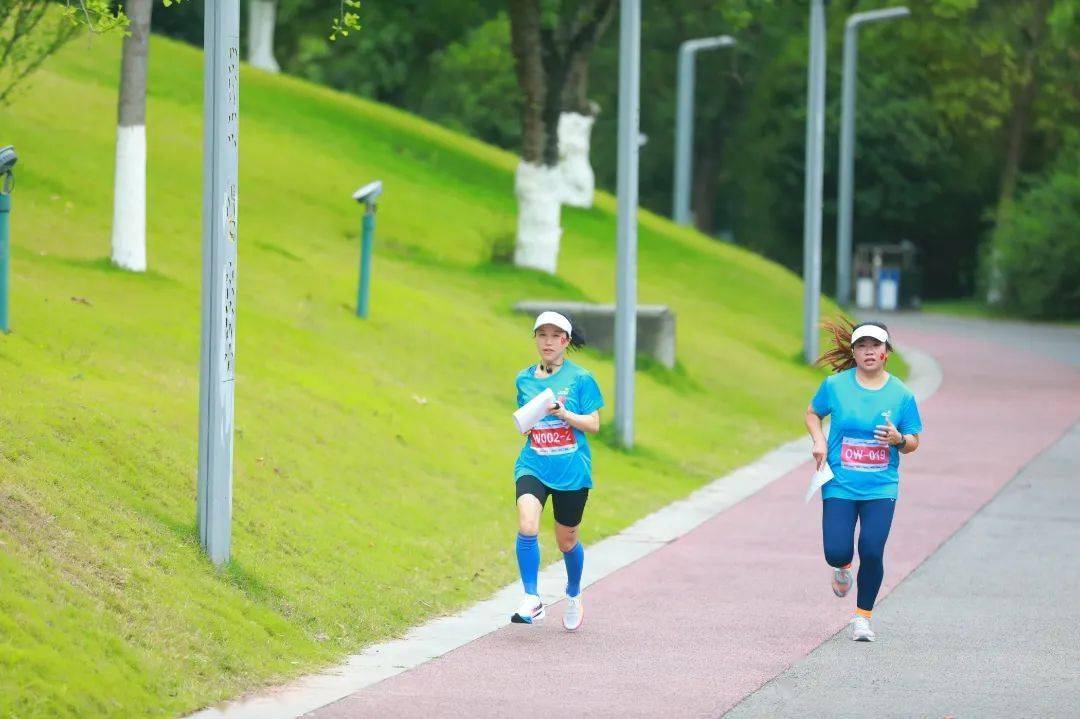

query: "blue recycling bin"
(877, 267), (900, 311)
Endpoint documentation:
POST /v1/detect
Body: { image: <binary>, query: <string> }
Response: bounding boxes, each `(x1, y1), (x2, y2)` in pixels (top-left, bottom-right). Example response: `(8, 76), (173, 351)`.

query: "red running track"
(308, 328), (1080, 719)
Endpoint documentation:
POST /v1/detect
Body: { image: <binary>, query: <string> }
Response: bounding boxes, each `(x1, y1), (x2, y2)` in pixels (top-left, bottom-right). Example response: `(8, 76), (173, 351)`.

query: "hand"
(811, 439), (827, 469)
(874, 419), (903, 446)
(551, 402), (571, 422)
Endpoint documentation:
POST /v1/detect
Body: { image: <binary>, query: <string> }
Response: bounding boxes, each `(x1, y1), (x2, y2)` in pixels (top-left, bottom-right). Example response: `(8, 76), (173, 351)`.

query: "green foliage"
(276, 0), (502, 107)
(0, 0), (79, 104)
(422, 13), (520, 150)
(328, 0), (360, 41)
(988, 148), (1080, 319)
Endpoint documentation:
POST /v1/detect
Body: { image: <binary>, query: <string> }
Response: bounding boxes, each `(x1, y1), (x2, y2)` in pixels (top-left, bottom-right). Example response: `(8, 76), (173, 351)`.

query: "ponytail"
(817, 318), (892, 373)
(566, 316), (587, 351)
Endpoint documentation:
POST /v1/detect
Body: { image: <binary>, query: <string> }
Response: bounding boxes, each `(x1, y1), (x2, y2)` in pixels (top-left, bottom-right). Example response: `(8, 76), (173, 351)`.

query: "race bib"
(841, 437), (890, 472)
(530, 420), (578, 456)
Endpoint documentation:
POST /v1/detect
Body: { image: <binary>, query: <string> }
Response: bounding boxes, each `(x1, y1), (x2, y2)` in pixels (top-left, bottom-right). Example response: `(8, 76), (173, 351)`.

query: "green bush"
(991, 155), (1080, 320)
(421, 14), (520, 151)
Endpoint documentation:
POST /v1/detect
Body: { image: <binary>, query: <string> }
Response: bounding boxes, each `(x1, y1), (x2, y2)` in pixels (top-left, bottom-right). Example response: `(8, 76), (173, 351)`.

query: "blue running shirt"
(811, 369), (923, 501)
(514, 359), (605, 491)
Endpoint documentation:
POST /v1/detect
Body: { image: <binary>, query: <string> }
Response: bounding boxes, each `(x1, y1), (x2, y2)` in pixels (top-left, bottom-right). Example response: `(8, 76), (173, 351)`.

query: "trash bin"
(877, 267), (900, 311)
(852, 241), (921, 311)
(855, 275), (875, 310)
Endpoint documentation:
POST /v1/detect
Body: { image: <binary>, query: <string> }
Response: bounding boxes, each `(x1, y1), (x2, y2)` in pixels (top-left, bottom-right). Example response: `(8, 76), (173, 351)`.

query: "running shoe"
(851, 616), (876, 642)
(562, 594), (584, 631)
(510, 594), (545, 624)
(832, 566), (853, 597)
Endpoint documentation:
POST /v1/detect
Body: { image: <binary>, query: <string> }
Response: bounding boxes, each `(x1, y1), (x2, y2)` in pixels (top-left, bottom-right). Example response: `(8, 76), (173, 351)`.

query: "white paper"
(513, 388), (556, 434)
(805, 462), (834, 503)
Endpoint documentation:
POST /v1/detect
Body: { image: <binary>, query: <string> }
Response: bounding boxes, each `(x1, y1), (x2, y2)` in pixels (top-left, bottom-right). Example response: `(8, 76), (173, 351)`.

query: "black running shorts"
(515, 475), (589, 528)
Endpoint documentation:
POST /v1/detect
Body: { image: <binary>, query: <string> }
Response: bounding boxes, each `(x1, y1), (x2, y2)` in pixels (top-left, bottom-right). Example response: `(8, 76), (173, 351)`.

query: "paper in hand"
(513, 388), (556, 434)
(805, 461), (834, 503)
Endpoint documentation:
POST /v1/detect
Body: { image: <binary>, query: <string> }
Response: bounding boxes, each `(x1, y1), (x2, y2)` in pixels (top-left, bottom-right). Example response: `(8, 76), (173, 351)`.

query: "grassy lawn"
(0, 35), (884, 717)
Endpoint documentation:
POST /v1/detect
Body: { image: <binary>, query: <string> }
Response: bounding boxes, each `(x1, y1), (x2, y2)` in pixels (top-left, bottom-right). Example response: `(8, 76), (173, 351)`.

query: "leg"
(552, 489), (589, 597)
(854, 499), (897, 617)
(822, 498), (858, 568)
(515, 476), (547, 596)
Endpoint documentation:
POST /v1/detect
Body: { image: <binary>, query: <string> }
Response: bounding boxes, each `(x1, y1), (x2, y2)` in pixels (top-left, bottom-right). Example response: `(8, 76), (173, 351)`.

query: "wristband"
(895, 435), (907, 449)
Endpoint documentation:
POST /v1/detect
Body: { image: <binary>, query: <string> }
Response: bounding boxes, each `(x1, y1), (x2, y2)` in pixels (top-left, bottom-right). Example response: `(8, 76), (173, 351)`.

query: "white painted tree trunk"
(248, 0), (280, 73)
(110, 125), (147, 271)
(557, 111), (596, 208)
(110, 0), (152, 272)
(514, 161), (563, 274)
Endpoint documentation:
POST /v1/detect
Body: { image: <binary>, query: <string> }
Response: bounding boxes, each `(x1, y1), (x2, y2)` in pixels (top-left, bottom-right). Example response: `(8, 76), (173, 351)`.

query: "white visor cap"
(851, 324), (889, 345)
(533, 311), (573, 338)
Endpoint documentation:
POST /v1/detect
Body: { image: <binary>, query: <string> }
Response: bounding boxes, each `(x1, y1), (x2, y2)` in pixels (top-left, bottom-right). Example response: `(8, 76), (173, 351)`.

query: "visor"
(533, 311), (573, 337)
(851, 324), (889, 345)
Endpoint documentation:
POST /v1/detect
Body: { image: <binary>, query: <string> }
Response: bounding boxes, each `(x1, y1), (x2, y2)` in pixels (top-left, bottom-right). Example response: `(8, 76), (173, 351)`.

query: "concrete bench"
(513, 301), (676, 368)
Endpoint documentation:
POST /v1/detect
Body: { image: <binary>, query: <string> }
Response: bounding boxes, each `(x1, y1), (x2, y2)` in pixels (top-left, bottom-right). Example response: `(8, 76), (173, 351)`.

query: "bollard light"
(352, 180), (382, 319)
(0, 144), (17, 334)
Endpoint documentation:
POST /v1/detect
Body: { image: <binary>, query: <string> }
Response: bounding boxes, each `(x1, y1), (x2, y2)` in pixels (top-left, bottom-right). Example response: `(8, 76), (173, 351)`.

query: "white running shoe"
(562, 594), (584, 631)
(851, 616), (876, 642)
(832, 566), (854, 597)
(510, 594), (545, 624)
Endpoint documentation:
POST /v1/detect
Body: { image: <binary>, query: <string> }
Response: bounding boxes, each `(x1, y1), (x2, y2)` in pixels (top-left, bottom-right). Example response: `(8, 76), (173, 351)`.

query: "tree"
(110, 0), (153, 271)
(423, 14), (522, 150)
(98, 0), (361, 271)
(988, 142), (1080, 318)
(507, 0), (614, 274)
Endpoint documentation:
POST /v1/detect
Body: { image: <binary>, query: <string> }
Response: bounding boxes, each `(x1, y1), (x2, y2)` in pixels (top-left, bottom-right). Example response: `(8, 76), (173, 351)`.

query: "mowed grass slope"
(0, 34), (870, 717)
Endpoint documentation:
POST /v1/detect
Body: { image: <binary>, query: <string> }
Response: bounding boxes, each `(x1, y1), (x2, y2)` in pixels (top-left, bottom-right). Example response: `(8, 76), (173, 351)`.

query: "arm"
(899, 434), (920, 454)
(552, 405), (600, 434)
(805, 403), (828, 469)
(875, 420), (920, 454)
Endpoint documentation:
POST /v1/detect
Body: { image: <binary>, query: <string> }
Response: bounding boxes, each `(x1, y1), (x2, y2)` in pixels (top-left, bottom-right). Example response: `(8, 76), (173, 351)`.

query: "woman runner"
(805, 320), (923, 641)
(511, 311), (604, 631)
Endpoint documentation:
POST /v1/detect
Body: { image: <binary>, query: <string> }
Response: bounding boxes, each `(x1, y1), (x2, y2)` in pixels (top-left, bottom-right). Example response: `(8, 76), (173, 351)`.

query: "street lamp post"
(614, 0), (641, 449)
(836, 7), (910, 307)
(672, 35), (736, 227)
(197, 0), (240, 566)
(802, 0), (827, 365)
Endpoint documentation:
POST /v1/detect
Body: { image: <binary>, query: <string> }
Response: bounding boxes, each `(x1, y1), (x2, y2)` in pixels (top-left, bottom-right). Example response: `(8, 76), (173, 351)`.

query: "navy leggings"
(822, 498), (896, 613)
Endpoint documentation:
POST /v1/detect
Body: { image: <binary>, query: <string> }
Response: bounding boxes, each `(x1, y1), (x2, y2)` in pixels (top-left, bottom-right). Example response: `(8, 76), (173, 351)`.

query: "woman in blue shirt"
(805, 320), (923, 642)
(512, 311), (604, 631)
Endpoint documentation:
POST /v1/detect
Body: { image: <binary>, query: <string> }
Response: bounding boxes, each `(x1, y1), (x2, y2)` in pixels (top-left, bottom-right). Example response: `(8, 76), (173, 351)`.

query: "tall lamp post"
(801, 0), (827, 365)
(835, 6), (910, 307)
(672, 35), (736, 227)
(197, 0), (240, 566)
(614, 0), (641, 449)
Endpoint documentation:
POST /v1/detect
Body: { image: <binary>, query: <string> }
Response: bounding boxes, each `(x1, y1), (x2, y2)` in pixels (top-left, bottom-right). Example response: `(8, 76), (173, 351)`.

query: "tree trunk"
(556, 9), (611, 210)
(988, 0), (1050, 304)
(691, 151), (716, 233)
(557, 110), (596, 208)
(997, 0), (1050, 210)
(509, 0), (544, 165)
(247, 0), (280, 73)
(110, 0), (153, 272)
(508, 0), (614, 273)
(513, 161), (563, 273)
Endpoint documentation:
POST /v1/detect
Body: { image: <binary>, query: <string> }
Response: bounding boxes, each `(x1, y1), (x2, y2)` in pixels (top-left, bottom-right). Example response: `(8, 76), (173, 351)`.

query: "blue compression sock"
(563, 541), (585, 597)
(516, 533), (540, 596)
